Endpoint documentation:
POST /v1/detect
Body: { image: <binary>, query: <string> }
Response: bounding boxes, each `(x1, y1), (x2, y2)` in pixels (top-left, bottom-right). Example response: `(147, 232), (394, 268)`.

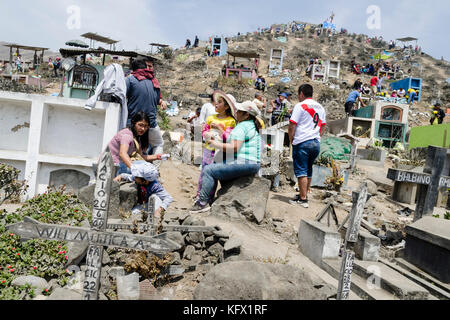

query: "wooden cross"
(336, 182), (369, 300)
(387, 145), (448, 221)
(6, 150), (180, 300)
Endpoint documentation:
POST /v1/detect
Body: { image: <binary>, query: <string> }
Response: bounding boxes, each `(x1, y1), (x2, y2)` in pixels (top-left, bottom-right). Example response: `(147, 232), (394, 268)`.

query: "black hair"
(223, 100), (234, 118)
(128, 111), (150, 151)
(298, 84), (313, 98)
(248, 114), (262, 132)
(131, 57), (147, 71)
(196, 107), (202, 114)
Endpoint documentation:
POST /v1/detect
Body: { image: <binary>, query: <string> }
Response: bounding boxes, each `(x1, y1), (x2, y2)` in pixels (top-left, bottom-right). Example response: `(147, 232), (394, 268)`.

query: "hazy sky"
(1, 0), (449, 61)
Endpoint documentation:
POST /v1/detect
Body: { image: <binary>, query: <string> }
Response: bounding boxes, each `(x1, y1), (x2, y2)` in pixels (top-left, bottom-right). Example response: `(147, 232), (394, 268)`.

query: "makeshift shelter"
(81, 32), (119, 50)
(225, 50), (259, 80)
(3, 43), (49, 69)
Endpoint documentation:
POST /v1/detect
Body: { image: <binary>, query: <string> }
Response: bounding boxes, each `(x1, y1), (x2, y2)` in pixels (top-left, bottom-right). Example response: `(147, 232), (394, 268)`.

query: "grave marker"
(336, 182), (368, 300)
(6, 150), (180, 300)
(387, 146), (448, 221)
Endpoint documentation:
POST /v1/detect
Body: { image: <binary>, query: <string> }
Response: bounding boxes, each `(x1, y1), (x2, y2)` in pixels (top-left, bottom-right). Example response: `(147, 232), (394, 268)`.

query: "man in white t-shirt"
(288, 84), (326, 208)
(198, 95), (217, 125)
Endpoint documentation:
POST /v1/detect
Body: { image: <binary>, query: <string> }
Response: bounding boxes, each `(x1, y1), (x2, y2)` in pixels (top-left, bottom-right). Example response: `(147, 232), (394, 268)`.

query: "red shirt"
(370, 77), (378, 86)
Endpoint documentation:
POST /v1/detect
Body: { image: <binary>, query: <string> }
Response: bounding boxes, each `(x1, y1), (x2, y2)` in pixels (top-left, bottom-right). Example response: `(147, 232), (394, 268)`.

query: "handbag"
(130, 138), (145, 162)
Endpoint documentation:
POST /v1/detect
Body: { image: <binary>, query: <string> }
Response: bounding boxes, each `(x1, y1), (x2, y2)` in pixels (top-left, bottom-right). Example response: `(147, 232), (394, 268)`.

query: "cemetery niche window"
(381, 106), (402, 121)
(69, 65), (98, 90)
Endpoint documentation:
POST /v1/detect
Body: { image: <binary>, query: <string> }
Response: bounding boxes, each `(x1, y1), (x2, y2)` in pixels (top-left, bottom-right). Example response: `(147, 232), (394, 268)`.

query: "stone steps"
(322, 259), (399, 300)
(351, 260), (430, 300)
(386, 258), (450, 300)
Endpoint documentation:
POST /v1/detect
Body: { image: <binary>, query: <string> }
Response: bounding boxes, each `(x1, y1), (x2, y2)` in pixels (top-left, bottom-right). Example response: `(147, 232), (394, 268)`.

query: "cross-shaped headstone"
(387, 145), (448, 221)
(6, 150), (180, 300)
(336, 181), (369, 300)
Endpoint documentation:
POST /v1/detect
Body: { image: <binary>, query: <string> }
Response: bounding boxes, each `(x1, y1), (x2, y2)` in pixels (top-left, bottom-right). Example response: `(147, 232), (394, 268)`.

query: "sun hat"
(131, 161), (158, 182)
(235, 100), (261, 117)
(212, 90), (237, 118)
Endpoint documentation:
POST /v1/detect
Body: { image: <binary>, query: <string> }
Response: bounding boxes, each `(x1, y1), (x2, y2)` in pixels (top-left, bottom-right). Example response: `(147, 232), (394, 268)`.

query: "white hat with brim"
(235, 100), (261, 118)
(212, 90), (237, 119)
(131, 161), (158, 182)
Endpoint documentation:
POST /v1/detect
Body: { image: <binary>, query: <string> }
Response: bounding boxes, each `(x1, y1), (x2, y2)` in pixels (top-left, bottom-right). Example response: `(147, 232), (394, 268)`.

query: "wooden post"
(337, 182), (368, 300)
(9, 47), (13, 64)
(82, 149), (114, 300)
(414, 146), (446, 221)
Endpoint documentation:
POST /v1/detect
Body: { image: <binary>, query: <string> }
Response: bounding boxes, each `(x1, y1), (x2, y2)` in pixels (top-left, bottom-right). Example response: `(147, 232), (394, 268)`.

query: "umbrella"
(65, 39), (89, 48)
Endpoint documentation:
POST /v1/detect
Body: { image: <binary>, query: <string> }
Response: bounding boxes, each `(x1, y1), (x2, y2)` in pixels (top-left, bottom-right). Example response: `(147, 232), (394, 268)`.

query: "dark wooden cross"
(6, 150), (180, 300)
(336, 182), (369, 300)
(387, 146), (448, 221)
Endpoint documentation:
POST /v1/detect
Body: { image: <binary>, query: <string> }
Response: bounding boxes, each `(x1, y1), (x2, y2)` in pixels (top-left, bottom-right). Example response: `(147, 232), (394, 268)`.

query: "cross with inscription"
(336, 181), (369, 300)
(6, 149), (180, 300)
(387, 146), (448, 221)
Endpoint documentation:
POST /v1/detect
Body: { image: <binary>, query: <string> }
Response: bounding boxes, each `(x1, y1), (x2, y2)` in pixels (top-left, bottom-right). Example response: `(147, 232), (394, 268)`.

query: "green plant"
(0, 164), (28, 205)
(157, 106), (171, 130)
(445, 212), (450, 220)
(432, 214), (440, 218)
(0, 189), (91, 299)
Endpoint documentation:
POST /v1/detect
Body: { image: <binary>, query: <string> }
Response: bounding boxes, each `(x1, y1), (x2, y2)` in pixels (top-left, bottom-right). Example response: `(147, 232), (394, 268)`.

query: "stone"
(108, 267), (125, 278)
(207, 243), (224, 262)
(98, 292), (108, 300)
(298, 219), (341, 267)
(66, 219), (90, 266)
(33, 295), (47, 300)
(66, 271), (84, 293)
(194, 261), (336, 300)
(183, 245), (196, 260)
(11, 276), (48, 292)
(116, 272), (140, 300)
(404, 216), (450, 283)
(213, 230), (229, 239)
(139, 279), (160, 300)
(118, 182), (138, 213)
(366, 180), (378, 195)
(186, 231), (205, 244)
(48, 279), (61, 291)
(205, 236), (215, 246)
(193, 242), (203, 250)
(47, 288), (82, 300)
(79, 181), (120, 218)
(223, 237), (242, 253)
(102, 251), (111, 265)
(182, 215), (195, 226)
(211, 176), (271, 224)
(170, 252), (182, 265)
(165, 231), (185, 249)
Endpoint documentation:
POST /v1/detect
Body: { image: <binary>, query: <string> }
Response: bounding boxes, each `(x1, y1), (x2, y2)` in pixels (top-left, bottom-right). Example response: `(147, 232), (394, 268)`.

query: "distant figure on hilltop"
(193, 36), (199, 48)
(185, 38), (191, 49)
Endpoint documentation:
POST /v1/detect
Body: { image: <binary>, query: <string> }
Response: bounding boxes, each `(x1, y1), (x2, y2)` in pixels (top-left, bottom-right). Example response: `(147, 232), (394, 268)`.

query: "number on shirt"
(313, 113), (320, 129)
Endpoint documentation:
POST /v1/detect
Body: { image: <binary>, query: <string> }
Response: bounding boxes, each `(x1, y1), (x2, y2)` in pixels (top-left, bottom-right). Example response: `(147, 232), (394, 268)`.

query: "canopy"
(81, 32), (118, 45)
(3, 43), (49, 51)
(396, 37), (418, 42)
(371, 51), (395, 60)
(227, 50), (259, 59)
(65, 39), (89, 48)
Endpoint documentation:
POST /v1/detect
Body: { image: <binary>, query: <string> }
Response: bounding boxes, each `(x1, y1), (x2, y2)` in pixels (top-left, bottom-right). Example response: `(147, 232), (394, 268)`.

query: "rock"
(183, 245), (196, 260)
(191, 219), (206, 226)
(11, 276), (48, 292)
(211, 176), (271, 224)
(102, 251), (111, 265)
(98, 292), (108, 300)
(79, 181), (120, 218)
(48, 279), (61, 291)
(213, 230), (229, 239)
(194, 261), (336, 300)
(207, 243), (224, 262)
(193, 242), (203, 250)
(179, 212), (190, 223)
(65, 271), (84, 293)
(139, 279), (160, 300)
(170, 252), (182, 265)
(223, 237), (242, 253)
(119, 182), (138, 213)
(108, 267), (125, 278)
(116, 272), (140, 300)
(33, 295), (47, 300)
(186, 232), (205, 244)
(100, 268), (111, 294)
(205, 236), (215, 246)
(366, 180), (378, 195)
(66, 219), (90, 266)
(182, 187), (191, 193)
(182, 215), (195, 226)
(166, 231), (185, 249)
(187, 255), (202, 271)
(48, 288), (82, 300)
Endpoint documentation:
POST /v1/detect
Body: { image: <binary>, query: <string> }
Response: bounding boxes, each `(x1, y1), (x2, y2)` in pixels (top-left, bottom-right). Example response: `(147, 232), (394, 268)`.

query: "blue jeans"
(292, 139), (320, 178)
(117, 162), (131, 176)
(198, 160), (260, 205)
(408, 92), (416, 104)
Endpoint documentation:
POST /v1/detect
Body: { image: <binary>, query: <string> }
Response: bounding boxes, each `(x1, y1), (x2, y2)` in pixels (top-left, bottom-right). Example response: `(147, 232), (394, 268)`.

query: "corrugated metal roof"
(227, 50), (259, 58)
(81, 32), (119, 44)
(59, 48), (159, 61)
(3, 43), (49, 51)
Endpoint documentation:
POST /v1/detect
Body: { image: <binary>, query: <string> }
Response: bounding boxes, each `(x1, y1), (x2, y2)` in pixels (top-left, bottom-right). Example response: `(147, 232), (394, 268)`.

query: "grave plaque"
(336, 182), (368, 300)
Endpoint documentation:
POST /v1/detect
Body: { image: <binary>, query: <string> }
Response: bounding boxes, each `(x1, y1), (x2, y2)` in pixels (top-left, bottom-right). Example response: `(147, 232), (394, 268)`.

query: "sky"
(0, 0), (449, 61)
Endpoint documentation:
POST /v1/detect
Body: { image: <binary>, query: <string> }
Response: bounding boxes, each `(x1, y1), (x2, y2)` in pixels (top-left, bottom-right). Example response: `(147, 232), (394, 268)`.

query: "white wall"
(0, 91), (121, 200)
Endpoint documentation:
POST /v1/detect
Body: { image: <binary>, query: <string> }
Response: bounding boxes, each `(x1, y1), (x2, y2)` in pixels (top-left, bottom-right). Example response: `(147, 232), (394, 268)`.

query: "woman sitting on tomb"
(107, 111), (163, 176)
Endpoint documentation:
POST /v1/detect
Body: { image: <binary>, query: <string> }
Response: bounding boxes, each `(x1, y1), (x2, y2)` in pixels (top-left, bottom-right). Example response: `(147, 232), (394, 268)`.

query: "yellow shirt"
(204, 115), (236, 150)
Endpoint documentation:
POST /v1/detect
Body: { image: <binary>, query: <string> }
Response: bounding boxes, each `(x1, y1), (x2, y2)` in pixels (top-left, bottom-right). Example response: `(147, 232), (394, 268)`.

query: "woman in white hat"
(190, 101), (262, 213)
(196, 90), (236, 203)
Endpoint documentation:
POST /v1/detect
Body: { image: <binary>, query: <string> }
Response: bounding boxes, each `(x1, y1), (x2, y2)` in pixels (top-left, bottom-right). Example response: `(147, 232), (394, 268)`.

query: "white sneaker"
(131, 204), (143, 215)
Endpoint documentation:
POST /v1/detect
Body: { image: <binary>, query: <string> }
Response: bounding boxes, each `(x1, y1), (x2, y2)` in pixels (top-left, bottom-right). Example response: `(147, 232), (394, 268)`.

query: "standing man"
(288, 84), (326, 208)
(370, 75), (379, 95)
(345, 90), (366, 116)
(126, 57), (165, 165)
(430, 103), (446, 125)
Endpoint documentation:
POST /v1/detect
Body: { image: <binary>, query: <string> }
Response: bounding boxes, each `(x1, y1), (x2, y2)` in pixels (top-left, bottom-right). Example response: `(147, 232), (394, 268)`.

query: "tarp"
(319, 136), (352, 161)
(371, 51), (394, 60)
